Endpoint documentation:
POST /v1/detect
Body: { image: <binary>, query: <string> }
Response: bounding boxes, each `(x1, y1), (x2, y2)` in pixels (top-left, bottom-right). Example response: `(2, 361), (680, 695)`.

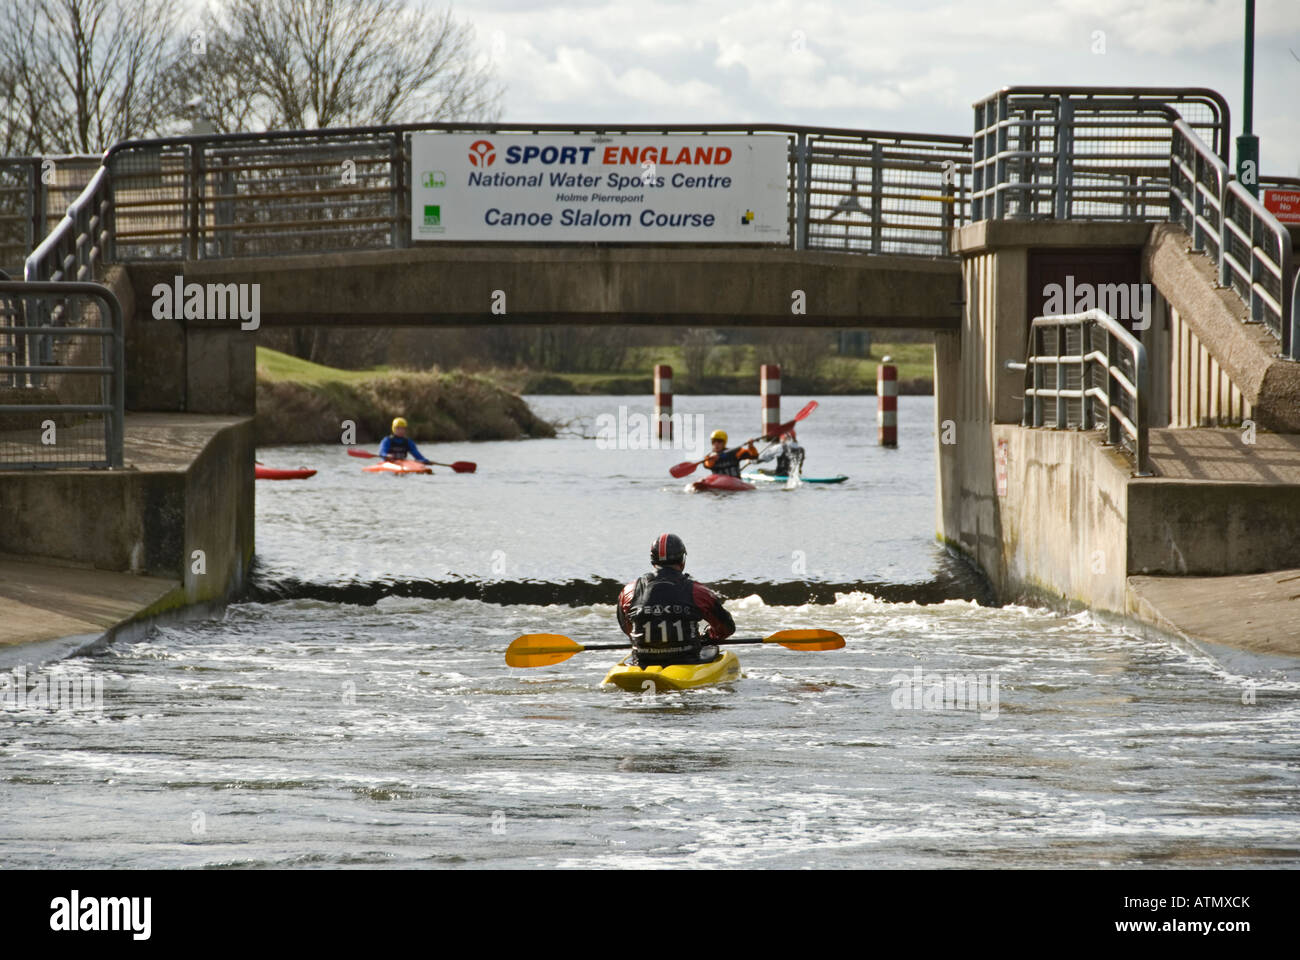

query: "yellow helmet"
(710, 429), (727, 443)
(392, 417), (408, 430)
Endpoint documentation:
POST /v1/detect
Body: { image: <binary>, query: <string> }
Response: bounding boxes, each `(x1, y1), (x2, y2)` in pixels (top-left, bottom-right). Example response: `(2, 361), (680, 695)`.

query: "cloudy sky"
(462, 0), (1300, 176)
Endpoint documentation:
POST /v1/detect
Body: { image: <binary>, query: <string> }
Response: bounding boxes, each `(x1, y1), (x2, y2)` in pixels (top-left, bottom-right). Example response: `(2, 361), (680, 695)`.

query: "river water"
(2, 396), (1298, 868)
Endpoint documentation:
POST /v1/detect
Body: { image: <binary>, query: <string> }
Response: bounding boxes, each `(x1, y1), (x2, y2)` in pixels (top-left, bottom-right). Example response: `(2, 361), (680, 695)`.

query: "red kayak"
(255, 465), (316, 480)
(690, 474), (755, 493)
(364, 460), (433, 475)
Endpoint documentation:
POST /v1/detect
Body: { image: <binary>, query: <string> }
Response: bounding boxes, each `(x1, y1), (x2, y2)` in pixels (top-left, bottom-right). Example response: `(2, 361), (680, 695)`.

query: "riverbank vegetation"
(255, 348), (555, 445)
(258, 327), (935, 396)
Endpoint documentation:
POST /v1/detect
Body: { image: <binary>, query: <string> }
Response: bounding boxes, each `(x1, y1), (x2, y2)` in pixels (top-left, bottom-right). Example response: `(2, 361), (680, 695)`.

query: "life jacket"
(625, 568), (704, 655)
(776, 443), (805, 475)
(383, 435), (412, 459)
(707, 445), (755, 478)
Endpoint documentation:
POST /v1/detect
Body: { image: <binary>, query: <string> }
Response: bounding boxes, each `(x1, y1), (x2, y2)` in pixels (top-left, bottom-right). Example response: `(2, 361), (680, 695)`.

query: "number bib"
(628, 573), (703, 653)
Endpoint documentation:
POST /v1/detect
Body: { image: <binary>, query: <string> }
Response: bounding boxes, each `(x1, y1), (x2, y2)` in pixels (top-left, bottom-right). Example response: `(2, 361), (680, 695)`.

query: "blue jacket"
(379, 434), (430, 463)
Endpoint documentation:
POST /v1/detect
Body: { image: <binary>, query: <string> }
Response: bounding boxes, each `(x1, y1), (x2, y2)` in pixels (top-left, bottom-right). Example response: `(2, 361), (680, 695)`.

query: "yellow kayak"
(602, 651), (741, 692)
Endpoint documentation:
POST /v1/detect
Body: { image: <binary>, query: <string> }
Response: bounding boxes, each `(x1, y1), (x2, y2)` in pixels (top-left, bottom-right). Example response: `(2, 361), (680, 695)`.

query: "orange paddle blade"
(766, 629), (844, 651)
(449, 461), (477, 473)
(505, 634), (584, 667)
(669, 460), (700, 478)
(347, 448), (377, 458)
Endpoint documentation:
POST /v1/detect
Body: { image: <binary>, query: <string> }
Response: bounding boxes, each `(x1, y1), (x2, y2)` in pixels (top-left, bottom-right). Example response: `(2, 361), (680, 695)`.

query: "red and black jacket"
(617, 566), (735, 655)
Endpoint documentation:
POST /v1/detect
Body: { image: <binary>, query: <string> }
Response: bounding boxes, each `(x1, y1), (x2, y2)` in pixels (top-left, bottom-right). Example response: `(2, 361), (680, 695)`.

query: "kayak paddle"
(505, 629), (844, 667)
(346, 448), (476, 472)
(668, 401), (819, 478)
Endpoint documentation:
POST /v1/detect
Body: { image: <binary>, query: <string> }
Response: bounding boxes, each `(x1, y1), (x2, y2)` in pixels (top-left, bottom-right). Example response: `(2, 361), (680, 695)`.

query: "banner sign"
(410, 134), (789, 243)
(1263, 188), (1300, 225)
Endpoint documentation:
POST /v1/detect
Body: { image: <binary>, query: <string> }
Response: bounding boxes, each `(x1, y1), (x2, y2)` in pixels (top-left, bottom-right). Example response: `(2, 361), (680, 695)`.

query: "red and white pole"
(877, 357), (897, 447)
(761, 364), (781, 437)
(654, 364), (672, 442)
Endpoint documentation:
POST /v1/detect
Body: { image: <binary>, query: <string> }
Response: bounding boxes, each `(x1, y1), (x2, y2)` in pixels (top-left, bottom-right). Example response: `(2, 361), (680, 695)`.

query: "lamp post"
(1236, 0), (1259, 197)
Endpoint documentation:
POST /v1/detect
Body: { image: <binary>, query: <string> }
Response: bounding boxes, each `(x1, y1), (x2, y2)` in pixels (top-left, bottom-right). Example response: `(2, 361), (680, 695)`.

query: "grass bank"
(255, 348), (556, 445)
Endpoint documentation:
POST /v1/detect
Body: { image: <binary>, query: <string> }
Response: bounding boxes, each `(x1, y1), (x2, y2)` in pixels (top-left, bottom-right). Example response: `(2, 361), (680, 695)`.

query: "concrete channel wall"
(938, 219), (1300, 649)
(0, 416), (255, 607)
(965, 425), (1300, 616)
(986, 426), (1132, 614)
(104, 266), (256, 416)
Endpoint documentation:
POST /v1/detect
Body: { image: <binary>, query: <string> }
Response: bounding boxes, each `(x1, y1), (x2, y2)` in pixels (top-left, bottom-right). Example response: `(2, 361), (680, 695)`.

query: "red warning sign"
(1264, 188), (1300, 225)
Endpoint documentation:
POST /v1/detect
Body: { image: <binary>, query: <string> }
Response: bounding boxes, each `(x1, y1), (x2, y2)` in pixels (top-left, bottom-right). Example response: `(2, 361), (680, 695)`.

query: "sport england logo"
(468, 140), (496, 168)
(424, 205), (441, 226)
(422, 170), (446, 188)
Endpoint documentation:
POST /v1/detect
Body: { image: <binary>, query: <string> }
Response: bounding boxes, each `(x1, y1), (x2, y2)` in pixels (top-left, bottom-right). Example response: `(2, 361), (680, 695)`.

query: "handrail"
(1170, 119), (1229, 268)
(24, 165), (113, 283)
(0, 279), (124, 469)
(1171, 119), (1295, 358)
(1221, 179), (1294, 354)
(0, 155), (101, 276)
(976, 85), (1230, 155)
(32, 121), (973, 263)
(972, 86), (1229, 222)
(95, 121), (975, 156)
(1023, 309), (1150, 477)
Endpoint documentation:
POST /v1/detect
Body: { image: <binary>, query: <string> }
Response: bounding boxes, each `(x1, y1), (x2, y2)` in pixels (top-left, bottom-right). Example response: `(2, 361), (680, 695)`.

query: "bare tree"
(168, 0), (503, 132)
(0, 0), (180, 154)
(159, 25), (262, 136)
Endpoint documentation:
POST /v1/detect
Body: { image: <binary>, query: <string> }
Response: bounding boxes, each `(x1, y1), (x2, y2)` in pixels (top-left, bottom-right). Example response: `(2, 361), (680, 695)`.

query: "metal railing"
(1222, 179), (1295, 354)
(1022, 309), (1150, 476)
(794, 128), (970, 255)
(1171, 120), (1295, 358)
(1170, 120), (1229, 264)
(972, 86), (1229, 222)
(0, 279), (124, 469)
(0, 156), (101, 277)
(28, 123), (972, 266)
(1260, 175), (1300, 191)
(25, 165), (113, 284)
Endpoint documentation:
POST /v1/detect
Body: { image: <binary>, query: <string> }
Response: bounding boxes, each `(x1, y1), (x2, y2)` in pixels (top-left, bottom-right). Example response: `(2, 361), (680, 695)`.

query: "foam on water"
(4, 394), (1298, 867)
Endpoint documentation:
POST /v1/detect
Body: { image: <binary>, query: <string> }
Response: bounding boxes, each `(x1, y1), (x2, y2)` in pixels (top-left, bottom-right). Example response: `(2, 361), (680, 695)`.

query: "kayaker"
(617, 533), (736, 667)
(378, 417), (432, 464)
(703, 430), (759, 478)
(756, 431), (805, 477)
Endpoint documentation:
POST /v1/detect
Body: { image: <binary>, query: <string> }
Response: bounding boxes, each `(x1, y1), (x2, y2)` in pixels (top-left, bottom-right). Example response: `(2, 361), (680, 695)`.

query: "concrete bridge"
(3, 86), (1300, 662)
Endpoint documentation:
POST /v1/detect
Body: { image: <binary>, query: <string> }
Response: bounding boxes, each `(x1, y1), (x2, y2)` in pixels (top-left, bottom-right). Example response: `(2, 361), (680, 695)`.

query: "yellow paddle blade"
(505, 634), (585, 667)
(765, 629), (845, 651)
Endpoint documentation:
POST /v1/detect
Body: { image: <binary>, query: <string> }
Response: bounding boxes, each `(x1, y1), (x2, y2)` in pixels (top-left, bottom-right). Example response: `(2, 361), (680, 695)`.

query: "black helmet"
(650, 533), (687, 566)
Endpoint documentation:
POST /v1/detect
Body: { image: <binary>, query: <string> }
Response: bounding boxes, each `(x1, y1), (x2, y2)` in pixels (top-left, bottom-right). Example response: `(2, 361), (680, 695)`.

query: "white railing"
(1022, 309), (1150, 476)
(1171, 120), (1295, 359)
(972, 86), (1229, 222)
